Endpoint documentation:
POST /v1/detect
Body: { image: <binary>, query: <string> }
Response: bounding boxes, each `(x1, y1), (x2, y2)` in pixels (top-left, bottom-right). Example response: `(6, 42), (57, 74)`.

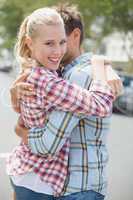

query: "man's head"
(54, 3), (85, 65)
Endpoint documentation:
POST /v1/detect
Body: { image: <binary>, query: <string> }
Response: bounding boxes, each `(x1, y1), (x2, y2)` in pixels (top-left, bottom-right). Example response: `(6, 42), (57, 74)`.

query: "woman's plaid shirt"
(7, 58), (114, 196)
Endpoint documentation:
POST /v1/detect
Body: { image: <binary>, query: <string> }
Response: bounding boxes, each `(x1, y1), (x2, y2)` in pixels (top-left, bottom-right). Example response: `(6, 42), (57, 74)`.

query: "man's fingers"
(14, 72), (30, 84)
(18, 89), (36, 97)
(15, 124), (21, 137)
(15, 83), (35, 98)
(18, 82), (34, 91)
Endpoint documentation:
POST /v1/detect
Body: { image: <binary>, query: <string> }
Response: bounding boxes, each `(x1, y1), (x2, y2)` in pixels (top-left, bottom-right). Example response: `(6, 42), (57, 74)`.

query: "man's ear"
(25, 36), (33, 51)
(73, 28), (81, 43)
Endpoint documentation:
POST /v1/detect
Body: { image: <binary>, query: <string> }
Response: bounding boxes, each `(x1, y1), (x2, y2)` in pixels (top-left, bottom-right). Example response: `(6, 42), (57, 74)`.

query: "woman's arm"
(35, 55), (115, 117)
(10, 56), (121, 117)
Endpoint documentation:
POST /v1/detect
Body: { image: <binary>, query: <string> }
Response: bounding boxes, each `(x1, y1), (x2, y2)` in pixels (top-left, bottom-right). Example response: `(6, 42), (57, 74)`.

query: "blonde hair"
(15, 7), (64, 70)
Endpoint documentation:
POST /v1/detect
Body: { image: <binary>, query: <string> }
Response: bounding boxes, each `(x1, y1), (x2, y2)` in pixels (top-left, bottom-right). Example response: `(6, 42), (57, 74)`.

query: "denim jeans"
(11, 180), (104, 200)
(11, 180), (54, 200)
(57, 190), (105, 200)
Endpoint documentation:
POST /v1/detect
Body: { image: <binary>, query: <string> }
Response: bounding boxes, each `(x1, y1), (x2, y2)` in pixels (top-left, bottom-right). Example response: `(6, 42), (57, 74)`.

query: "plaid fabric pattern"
(7, 140), (70, 196)
(20, 66), (113, 125)
(7, 63), (113, 196)
(27, 53), (114, 196)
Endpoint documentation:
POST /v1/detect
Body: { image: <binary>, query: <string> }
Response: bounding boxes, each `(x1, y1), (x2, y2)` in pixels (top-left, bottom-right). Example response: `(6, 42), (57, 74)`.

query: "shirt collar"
(62, 52), (92, 76)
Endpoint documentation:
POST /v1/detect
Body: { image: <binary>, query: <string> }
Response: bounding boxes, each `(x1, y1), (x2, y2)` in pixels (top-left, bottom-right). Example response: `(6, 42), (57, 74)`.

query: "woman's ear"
(25, 36), (33, 51)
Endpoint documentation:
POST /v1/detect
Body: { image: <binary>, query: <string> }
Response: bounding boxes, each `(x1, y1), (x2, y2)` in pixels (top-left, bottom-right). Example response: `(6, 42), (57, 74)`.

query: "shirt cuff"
(90, 80), (114, 99)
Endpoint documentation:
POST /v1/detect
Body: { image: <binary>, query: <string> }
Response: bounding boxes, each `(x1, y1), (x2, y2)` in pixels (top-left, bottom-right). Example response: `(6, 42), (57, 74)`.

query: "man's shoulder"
(70, 53), (92, 75)
(63, 52), (93, 87)
(65, 63), (92, 88)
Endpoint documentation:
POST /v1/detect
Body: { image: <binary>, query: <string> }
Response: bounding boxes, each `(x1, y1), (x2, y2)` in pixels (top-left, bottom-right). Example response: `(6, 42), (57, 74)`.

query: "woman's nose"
(53, 45), (62, 56)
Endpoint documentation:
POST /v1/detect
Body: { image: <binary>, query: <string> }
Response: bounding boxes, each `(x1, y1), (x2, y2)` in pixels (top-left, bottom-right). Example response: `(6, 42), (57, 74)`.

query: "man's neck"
(71, 51), (81, 63)
(64, 50), (81, 66)
(59, 47), (83, 74)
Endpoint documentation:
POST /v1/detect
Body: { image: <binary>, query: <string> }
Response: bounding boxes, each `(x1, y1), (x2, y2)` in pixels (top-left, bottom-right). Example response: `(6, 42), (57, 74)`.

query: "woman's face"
(27, 23), (67, 71)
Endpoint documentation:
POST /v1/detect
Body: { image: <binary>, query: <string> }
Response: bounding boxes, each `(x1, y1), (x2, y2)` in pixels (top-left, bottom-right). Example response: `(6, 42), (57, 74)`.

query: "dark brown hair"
(54, 3), (84, 45)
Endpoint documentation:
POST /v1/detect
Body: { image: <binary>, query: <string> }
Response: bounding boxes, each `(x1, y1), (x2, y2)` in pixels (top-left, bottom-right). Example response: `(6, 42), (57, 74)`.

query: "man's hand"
(15, 117), (29, 145)
(10, 72), (35, 113)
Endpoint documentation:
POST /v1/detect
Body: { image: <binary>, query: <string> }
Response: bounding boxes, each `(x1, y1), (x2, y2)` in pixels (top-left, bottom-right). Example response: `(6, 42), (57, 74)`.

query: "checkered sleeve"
(38, 74), (114, 117)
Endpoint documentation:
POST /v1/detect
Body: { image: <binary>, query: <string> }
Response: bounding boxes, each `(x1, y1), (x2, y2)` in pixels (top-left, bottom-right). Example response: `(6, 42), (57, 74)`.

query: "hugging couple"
(7, 3), (122, 200)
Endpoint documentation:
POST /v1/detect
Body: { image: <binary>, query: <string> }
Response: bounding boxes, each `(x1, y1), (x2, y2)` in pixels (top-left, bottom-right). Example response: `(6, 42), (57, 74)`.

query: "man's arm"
(28, 110), (79, 156)
(15, 111), (78, 155)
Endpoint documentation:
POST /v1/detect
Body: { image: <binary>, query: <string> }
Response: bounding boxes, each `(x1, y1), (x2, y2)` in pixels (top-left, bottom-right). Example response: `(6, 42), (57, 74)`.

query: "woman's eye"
(60, 40), (67, 45)
(45, 42), (53, 46)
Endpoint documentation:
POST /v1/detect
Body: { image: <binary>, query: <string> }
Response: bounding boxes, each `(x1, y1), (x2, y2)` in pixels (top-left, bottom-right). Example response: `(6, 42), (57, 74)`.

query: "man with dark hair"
(54, 3), (85, 67)
(10, 3), (122, 200)
(55, 4), (84, 44)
